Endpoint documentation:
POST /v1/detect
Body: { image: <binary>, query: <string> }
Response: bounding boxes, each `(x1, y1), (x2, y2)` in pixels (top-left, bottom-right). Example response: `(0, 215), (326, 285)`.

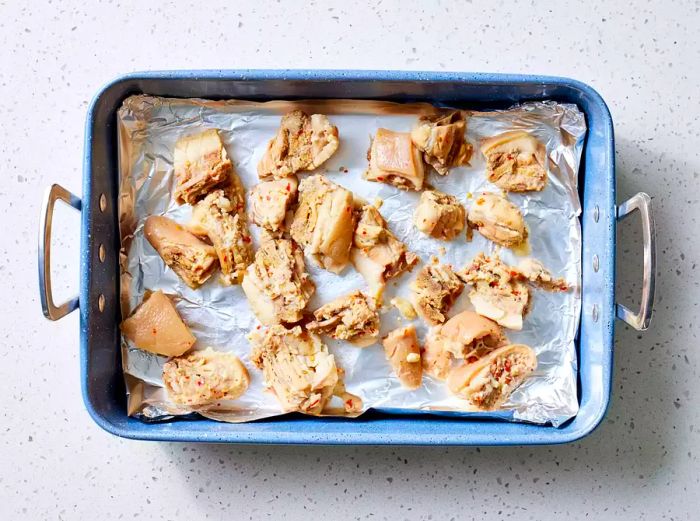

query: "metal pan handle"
(38, 184), (82, 320)
(616, 192), (656, 330)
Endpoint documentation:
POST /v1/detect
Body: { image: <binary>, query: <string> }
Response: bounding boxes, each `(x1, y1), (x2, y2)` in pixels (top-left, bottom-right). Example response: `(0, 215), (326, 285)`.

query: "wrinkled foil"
(117, 96), (585, 426)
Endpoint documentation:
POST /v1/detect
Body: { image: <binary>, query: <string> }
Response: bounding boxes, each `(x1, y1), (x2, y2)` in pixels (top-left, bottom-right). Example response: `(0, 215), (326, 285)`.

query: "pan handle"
(616, 192), (656, 330)
(39, 184), (82, 320)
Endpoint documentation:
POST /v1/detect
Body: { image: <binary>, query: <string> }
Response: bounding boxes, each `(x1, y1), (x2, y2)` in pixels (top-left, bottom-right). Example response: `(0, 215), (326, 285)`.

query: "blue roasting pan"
(38, 70), (656, 445)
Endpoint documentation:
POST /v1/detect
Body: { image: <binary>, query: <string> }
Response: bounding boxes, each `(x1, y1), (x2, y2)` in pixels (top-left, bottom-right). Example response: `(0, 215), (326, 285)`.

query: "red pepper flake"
(505, 375), (513, 384)
(197, 380), (203, 386)
(489, 280), (498, 287)
(256, 325), (262, 330)
(361, 230), (366, 235)
(242, 236), (252, 243)
(266, 195), (271, 201)
(285, 183), (291, 192)
(510, 270), (519, 278)
(467, 356), (479, 364)
(152, 327), (157, 335)
(376, 176), (384, 181)
(504, 359), (512, 372)
(345, 399), (353, 408)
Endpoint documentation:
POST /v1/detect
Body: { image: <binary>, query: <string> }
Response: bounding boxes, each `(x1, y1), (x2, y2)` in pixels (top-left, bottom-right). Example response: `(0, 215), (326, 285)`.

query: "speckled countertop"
(2, 1), (698, 519)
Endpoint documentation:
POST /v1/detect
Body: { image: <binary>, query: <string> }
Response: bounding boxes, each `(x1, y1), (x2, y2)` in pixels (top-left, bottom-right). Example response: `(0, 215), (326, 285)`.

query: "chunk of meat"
(250, 325), (344, 415)
(467, 192), (527, 247)
(383, 325), (422, 389)
(120, 291), (195, 357)
(410, 111), (473, 175)
(480, 131), (547, 192)
(250, 177), (299, 235)
(241, 234), (315, 325)
(433, 311), (505, 360)
(307, 290), (380, 347)
(458, 253), (530, 330)
(351, 204), (419, 300)
(257, 110), (339, 180)
(422, 328), (452, 381)
(163, 347), (250, 406)
(174, 129), (233, 204)
(414, 190), (465, 240)
(447, 344), (537, 410)
(290, 174), (355, 273)
(364, 128), (425, 191)
(411, 263), (464, 325)
(190, 189), (253, 285)
(144, 215), (218, 288)
(517, 258), (570, 292)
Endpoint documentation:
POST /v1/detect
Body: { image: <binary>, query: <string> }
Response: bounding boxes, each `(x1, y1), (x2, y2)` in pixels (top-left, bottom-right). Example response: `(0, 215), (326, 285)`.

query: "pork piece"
(458, 253), (530, 330)
(144, 215), (218, 288)
(250, 325), (340, 415)
(351, 204), (419, 300)
(447, 344), (537, 410)
(433, 311), (505, 361)
(290, 174), (355, 273)
(190, 189), (253, 285)
(414, 190), (466, 240)
(467, 192), (527, 247)
(480, 131), (547, 192)
(410, 111), (473, 174)
(383, 325), (422, 389)
(163, 348), (250, 406)
(241, 234), (315, 325)
(364, 128), (425, 191)
(306, 290), (380, 347)
(174, 129), (233, 204)
(257, 110), (339, 179)
(422, 328), (453, 381)
(517, 258), (570, 292)
(120, 291), (195, 357)
(250, 176), (299, 235)
(411, 263), (464, 325)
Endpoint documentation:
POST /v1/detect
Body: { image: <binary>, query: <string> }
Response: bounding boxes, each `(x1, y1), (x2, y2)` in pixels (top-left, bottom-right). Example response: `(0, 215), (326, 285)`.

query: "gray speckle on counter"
(1, 0), (699, 519)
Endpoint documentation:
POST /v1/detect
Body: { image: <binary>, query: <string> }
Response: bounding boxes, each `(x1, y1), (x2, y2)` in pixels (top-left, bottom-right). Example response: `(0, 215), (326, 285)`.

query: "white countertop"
(2, 1), (698, 518)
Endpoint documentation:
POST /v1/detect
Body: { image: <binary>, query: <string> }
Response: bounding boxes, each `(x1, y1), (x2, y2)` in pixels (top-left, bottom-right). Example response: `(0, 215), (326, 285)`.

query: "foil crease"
(117, 95), (585, 426)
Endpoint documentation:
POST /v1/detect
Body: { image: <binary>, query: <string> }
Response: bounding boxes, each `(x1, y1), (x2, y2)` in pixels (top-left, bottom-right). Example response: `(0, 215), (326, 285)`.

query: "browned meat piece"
(250, 176), (299, 235)
(480, 131), (547, 192)
(257, 110), (339, 180)
(307, 290), (380, 347)
(517, 258), (570, 292)
(120, 290), (196, 357)
(411, 263), (464, 325)
(434, 311), (505, 361)
(458, 253), (530, 330)
(290, 174), (355, 273)
(383, 325), (422, 389)
(250, 325), (348, 415)
(422, 328), (452, 381)
(144, 215), (219, 288)
(467, 192), (527, 247)
(410, 111), (473, 174)
(364, 128), (425, 191)
(190, 189), (253, 285)
(414, 190), (465, 240)
(163, 348), (250, 406)
(351, 204), (419, 300)
(241, 234), (315, 325)
(174, 129), (233, 204)
(447, 344), (537, 410)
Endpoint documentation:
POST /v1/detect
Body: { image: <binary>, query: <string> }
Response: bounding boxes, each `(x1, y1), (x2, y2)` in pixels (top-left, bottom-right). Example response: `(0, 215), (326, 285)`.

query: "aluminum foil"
(117, 95), (585, 426)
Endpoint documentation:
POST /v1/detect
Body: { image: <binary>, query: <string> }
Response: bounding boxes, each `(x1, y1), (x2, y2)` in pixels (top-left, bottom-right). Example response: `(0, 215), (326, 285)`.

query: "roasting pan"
(38, 70), (655, 445)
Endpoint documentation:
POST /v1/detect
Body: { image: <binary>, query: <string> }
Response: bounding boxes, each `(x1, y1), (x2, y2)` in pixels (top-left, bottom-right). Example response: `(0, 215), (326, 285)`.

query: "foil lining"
(117, 96), (585, 426)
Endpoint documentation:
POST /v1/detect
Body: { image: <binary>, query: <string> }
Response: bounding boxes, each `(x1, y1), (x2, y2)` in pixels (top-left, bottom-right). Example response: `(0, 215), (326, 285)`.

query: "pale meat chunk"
(351, 204), (419, 300)
(307, 290), (380, 347)
(364, 128), (425, 191)
(250, 325), (346, 415)
(257, 110), (339, 180)
(250, 177), (298, 235)
(480, 131), (547, 192)
(432, 311), (505, 361)
(458, 253), (530, 330)
(241, 234), (315, 325)
(414, 190), (465, 240)
(467, 192), (527, 247)
(174, 129), (233, 204)
(422, 328), (452, 381)
(144, 215), (218, 289)
(517, 258), (570, 292)
(163, 348), (250, 406)
(411, 263), (464, 325)
(190, 189), (253, 285)
(290, 174), (355, 273)
(410, 111), (473, 175)
(120, 291), (196, 357)
(447, 344), (537, 410)
(383, 325), (422, 389)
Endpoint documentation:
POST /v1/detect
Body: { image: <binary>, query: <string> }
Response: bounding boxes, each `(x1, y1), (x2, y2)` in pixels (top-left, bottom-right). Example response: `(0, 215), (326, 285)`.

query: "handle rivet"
(593, 205), (600, 223)
(99, 244), (106, 262)
(592, 254), (599, 272)
(592, 304), (599, 322)
(98, 294), (105, 312)
(99, 194), (107, 213)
